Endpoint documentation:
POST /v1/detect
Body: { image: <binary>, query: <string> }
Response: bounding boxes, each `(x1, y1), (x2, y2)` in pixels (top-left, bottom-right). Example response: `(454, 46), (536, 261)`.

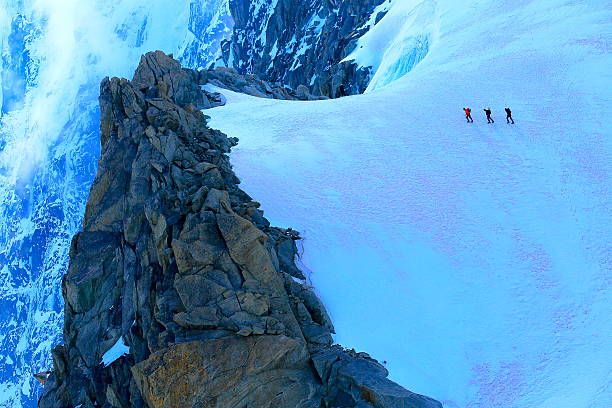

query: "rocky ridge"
(38, 51), (442, 408)
(204, 66), (328, 101)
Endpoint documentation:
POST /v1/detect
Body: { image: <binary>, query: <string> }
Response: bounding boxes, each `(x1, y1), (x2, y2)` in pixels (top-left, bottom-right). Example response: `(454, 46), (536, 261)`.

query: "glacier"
(344, 0), (436, 91)
(204, 0), (611, 407)
(0, 1), (231, 406)
(0, 0), (610, 407)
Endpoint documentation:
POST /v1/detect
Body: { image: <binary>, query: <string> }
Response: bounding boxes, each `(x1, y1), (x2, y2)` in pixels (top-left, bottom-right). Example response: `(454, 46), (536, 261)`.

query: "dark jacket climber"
(484, 108), (494, 123)
(505, 107), (515, 124)
(463, 107), (473, 122)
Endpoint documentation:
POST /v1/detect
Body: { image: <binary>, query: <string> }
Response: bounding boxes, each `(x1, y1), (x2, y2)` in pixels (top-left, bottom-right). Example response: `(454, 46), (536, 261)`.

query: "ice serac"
(38, 51), (441, 408)
(221, 0), (387, 97)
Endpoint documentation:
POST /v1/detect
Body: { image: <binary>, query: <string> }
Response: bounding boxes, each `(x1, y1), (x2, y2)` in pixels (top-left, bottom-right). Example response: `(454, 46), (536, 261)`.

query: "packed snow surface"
(101, 337), (130, 367)
(206, 0), (611, 407)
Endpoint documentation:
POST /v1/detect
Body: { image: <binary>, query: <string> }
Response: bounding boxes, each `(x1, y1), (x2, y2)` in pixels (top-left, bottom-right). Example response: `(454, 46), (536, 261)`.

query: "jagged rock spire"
(38, 51), (441, 408)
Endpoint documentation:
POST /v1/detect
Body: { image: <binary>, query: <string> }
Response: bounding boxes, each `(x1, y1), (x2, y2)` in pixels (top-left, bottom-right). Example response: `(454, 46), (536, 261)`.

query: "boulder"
(132, 336), (320, 408)
(173, 307), (219, 329)
(174, 275), (228, 309)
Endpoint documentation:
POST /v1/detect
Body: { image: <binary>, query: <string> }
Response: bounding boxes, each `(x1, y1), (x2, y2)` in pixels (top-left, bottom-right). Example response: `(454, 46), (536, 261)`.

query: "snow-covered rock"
(221, 0), (387, 97)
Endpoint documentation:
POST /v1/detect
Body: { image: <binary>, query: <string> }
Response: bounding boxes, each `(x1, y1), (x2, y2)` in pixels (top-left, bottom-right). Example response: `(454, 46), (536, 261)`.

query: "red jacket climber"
(464, 107), (473, 123)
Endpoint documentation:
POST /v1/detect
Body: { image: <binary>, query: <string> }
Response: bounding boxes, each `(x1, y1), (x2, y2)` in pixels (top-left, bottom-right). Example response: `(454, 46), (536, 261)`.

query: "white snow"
(357, 0), (393, 32)
(204, 1), (611, 407)
(288, 12), (326, 72)
(101, 336), (130, 367)
(306, 13), (326, 36)
(268, 39), (279, 59)
(251, 0), (278, 55)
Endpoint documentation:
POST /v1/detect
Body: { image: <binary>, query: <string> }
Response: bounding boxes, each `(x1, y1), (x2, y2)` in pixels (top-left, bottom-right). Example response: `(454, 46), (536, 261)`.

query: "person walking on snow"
(484, 108), (494, 123)
(463, 107), (473, 123)
(505, 107), (515, 124)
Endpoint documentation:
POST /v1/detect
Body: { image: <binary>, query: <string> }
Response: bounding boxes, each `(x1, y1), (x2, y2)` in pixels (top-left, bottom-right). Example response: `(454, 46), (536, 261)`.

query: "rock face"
(38, 51), (442, 408)
(205, 67), (328, 101)
(220, 0), (387, 97)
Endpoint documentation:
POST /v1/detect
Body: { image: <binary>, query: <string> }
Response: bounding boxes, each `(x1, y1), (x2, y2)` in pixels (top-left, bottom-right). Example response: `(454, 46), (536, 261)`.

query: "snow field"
(205, 1), (611, 406)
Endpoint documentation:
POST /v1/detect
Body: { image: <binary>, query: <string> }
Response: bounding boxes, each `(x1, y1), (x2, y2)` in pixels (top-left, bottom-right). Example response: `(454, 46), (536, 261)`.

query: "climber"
(505, 107), (515, 124)
(463, 107), (473, 123)
(484, 108), (494, 123)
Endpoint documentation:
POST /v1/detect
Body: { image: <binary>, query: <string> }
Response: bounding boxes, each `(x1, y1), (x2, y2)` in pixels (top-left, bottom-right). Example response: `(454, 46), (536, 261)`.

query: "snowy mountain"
(221, 0), (387, 96)
(0, 0), (610, 407)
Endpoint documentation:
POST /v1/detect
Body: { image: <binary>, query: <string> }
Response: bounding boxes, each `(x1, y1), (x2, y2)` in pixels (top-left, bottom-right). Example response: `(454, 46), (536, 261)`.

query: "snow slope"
(205, 1), (611, 407)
